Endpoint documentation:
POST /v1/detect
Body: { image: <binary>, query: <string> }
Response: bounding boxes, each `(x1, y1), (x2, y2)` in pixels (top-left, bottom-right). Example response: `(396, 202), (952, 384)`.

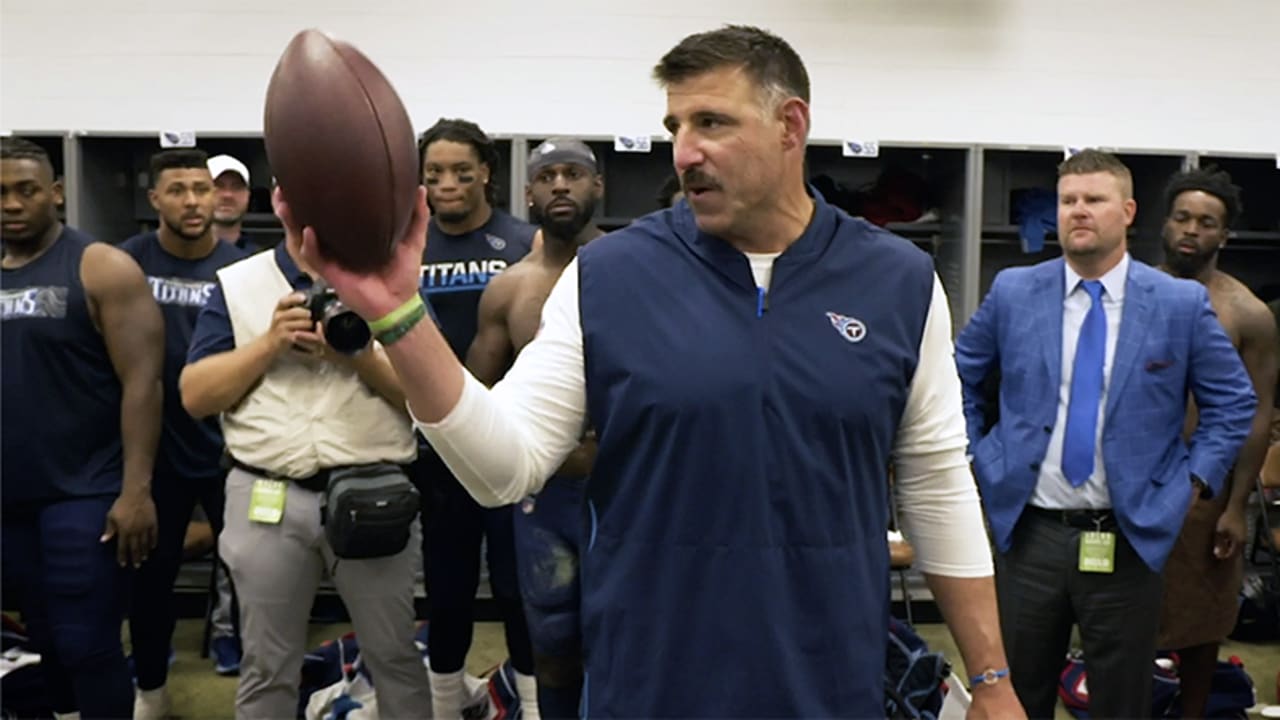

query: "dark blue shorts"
(513, 476), (587, 657)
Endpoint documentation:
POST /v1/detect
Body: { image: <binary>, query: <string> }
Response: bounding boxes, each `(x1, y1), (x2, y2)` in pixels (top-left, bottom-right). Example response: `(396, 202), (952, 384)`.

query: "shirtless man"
(1157, 166), (1278, 718)
(466, 138), (604, 720)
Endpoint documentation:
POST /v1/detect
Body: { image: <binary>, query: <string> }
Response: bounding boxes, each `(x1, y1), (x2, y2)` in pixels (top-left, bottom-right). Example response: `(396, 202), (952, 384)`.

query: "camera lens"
(323, 305), (372, 355)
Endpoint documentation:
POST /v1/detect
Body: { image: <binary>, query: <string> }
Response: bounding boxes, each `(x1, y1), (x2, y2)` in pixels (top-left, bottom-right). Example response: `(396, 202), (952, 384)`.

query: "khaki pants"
(221, 468), (431, 719)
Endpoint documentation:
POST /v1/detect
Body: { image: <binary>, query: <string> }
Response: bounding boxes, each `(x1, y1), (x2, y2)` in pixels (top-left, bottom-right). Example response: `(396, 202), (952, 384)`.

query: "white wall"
(2, 0), (1277, 153)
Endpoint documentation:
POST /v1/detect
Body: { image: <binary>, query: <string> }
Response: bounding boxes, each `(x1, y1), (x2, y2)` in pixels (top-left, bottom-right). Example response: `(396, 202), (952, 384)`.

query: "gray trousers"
(221, 468), (431, 719)
(211, 562), (235, 639)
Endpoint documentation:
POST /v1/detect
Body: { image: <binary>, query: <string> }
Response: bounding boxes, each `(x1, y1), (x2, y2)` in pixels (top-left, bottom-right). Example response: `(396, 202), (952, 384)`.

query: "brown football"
(263, 29), (418, 272)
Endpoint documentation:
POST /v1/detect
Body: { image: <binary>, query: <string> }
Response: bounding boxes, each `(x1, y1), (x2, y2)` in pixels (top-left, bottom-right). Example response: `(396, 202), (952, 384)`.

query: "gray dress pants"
(221, 467), (431, 719)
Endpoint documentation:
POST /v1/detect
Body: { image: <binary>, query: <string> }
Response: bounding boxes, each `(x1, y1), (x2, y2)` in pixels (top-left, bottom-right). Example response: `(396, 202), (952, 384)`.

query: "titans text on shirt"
(421, 209), (536, 360)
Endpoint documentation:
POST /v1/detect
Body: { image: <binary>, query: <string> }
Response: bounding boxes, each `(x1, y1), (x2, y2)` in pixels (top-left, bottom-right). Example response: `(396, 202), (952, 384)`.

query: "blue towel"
(1014, 188), (1058, 253)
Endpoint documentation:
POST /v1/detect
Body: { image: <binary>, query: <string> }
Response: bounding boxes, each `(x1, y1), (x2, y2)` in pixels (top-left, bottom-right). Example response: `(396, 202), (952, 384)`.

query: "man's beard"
(434, 208), (471, 225)
(164, 215), (212, 241)
(428, 193), (475, 226)
(532, 196), (597, 242)
(213, 208), (245, 225)
(1163, 239), (1221, 278)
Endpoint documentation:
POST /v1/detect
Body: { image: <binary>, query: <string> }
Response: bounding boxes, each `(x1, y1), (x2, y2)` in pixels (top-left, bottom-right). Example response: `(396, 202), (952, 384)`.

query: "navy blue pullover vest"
(1, 227), (123, 505)
(577, 194), (934, 717)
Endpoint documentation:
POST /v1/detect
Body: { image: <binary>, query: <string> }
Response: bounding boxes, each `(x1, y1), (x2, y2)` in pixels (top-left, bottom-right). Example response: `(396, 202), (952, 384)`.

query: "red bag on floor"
(1058, 650), (1179, 718)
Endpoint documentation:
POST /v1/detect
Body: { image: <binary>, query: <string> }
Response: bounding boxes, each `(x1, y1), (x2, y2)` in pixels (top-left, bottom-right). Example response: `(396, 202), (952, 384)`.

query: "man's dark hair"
(652, 25), (810, 107)
(656, 175), (682, 209)
(1058, 149), (1133, 198)
(149, 148), (210, 188)
(0, 137), (56, 178)
(418, 118), (501, 205)
(1162, 166), (1243, 228)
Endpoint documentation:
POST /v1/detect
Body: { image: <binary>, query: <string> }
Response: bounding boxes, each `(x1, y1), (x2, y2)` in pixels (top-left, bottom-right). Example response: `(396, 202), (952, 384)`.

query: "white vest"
(217, 251), (416, 478)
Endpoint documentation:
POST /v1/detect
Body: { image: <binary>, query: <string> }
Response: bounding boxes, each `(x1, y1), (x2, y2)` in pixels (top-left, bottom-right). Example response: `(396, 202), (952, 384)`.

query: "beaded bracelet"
(970, 667), (1009, 687)
(372, 295), (428, 346)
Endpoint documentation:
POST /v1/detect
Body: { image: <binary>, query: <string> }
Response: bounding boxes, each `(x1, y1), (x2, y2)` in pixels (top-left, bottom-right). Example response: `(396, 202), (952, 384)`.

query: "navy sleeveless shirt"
(2, 227), (124, 505)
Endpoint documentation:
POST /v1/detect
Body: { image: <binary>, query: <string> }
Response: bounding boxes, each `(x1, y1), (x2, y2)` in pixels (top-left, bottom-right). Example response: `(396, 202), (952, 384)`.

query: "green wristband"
(369, 294), (425, 335)
(375, 301), (428, 346)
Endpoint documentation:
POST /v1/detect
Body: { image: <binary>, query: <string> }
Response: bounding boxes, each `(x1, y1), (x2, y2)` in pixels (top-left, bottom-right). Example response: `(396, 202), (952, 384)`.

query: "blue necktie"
(1063, 280), (1106, 487)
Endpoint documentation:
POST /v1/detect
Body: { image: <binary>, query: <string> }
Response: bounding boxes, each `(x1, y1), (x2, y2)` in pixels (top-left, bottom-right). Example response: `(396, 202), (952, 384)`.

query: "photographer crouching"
(179, 187), (433, 720)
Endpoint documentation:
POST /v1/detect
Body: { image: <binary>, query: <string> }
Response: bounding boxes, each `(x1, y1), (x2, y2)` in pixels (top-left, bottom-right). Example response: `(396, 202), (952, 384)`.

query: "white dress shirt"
(1030, 252), (1130, 510)
(415, 255), (994, 576)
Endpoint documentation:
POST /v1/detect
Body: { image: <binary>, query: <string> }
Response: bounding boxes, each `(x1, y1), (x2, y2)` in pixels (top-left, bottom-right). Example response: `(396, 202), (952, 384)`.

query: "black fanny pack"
(324, 463), (420, 559)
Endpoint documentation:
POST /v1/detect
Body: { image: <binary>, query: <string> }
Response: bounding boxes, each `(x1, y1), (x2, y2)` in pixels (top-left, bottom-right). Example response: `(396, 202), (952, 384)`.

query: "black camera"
(302, 281), (371, 356)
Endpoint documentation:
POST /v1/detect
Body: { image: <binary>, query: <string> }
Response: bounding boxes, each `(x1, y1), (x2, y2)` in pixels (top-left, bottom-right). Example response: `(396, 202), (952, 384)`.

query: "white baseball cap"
(208, 154), (250, 184)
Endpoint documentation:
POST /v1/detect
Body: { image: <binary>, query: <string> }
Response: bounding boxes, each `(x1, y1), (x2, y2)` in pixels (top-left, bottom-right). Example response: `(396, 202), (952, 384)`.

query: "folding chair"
(1249, 441), (1280, 569)
(888, 470), (916, 625)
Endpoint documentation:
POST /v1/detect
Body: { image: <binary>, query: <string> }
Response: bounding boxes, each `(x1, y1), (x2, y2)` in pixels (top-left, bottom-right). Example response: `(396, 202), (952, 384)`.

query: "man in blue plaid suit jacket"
(955, 150), (1255, 719)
